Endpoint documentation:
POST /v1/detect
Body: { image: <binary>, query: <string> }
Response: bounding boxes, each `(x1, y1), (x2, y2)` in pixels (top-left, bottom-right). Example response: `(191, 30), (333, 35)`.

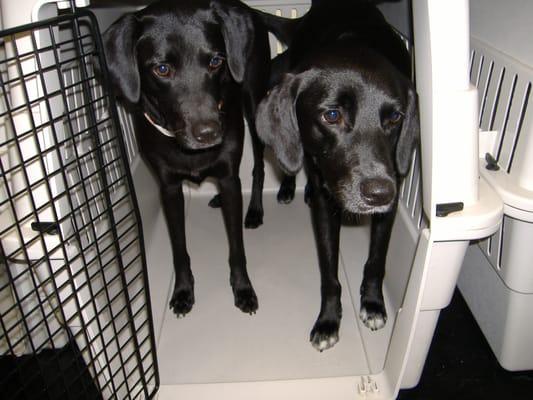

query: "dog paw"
(169, 288), (194, 318)
(278, 176), (296, 204)
(208, 194), (222, 208)
(233, 286), (258, 314)
(244, 209), (263, 229)
(310, 320), (340, 352)
(277, 183), (295, 204)
(360, 301), (387, 331)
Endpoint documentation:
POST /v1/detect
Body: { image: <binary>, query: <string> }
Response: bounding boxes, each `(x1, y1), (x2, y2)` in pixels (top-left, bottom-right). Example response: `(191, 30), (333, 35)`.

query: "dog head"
(257, 49), (419, 214)
(102, 0), (255, 150)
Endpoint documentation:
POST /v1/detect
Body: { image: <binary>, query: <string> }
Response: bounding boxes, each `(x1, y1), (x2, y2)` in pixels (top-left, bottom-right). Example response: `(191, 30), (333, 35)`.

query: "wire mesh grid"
(0, 10), (158, 400)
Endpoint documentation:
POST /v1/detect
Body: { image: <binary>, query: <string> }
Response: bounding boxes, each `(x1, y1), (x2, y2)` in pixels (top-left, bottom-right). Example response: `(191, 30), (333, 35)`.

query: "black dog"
(102, 0), (272, 316)
(256, 0), (419, 350)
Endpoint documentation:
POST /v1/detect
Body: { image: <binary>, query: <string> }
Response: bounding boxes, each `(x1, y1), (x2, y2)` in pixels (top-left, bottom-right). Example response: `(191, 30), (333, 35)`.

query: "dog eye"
(323, 109), (341, 124)
(209, 55), (225, 70)
(153, 63), (171, 77)
(388, 111), (403, 125)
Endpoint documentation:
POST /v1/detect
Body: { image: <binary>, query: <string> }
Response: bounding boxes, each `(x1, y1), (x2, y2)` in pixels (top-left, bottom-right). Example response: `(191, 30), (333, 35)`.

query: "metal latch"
(31, 221), (59, 235)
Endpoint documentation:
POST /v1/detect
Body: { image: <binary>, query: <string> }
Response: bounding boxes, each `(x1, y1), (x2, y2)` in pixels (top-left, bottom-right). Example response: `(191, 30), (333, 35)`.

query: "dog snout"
(360, 178), (395, 206)
(192, 121), (222, 147)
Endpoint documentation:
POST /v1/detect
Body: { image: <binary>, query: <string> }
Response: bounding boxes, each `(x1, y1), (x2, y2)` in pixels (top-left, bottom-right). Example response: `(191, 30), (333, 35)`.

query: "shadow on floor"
(0, 338), (102, 400)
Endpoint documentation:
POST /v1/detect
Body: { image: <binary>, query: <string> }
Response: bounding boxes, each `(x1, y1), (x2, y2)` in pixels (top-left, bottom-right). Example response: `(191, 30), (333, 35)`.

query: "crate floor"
(2, 290), (530, 399)
(149, 191), (397, 385)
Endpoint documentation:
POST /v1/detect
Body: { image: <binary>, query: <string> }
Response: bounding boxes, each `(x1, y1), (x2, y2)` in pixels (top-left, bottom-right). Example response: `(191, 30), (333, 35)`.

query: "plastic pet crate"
(458, 0), (533, 372)
(0, 0), (503, 399)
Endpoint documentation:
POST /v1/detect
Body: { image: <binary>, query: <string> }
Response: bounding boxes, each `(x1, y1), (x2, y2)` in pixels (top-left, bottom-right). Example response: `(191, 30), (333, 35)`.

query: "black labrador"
(256, 0), (419, 350)
(102, 0), (272, 316)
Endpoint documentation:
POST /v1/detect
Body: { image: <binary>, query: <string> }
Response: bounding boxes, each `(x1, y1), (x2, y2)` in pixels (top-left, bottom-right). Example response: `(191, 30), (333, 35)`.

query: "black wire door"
(0, 10), (159, 399)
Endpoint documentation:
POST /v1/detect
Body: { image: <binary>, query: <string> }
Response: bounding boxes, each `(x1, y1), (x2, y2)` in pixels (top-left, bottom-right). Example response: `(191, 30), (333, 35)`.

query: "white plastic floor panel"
(152, 191), (378, 384)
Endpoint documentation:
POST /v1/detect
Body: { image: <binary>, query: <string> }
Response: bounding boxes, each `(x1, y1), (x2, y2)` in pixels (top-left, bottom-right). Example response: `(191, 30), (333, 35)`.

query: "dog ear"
(256, 73), (304, 175)
(102, 14), (141, 104)
(211, 1), (254, 83)
(396, 87), (420, 176)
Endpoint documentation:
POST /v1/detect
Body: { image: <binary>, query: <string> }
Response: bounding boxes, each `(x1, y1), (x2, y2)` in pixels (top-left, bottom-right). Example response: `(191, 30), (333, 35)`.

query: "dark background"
(397, 289), (533, 400)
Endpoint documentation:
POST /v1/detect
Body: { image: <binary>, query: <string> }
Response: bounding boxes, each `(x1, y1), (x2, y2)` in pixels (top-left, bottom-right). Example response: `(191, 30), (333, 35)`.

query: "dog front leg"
(360, 205), (397, 330)
(308, 178), (342, 351)
(219, 176), (258, 314)
(243, 94), (265, 229)
(277, 174), (296, 204)
(161, 181), (195, 317)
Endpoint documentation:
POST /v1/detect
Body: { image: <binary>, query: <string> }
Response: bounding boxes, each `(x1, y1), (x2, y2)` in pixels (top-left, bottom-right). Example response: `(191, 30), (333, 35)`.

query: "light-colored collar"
(143, 113), (175, 138)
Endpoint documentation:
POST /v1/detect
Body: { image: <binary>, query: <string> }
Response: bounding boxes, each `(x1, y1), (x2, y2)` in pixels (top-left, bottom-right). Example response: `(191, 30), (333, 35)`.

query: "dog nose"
(193, 122), (222, 146)
(360, 178), (395, 206)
